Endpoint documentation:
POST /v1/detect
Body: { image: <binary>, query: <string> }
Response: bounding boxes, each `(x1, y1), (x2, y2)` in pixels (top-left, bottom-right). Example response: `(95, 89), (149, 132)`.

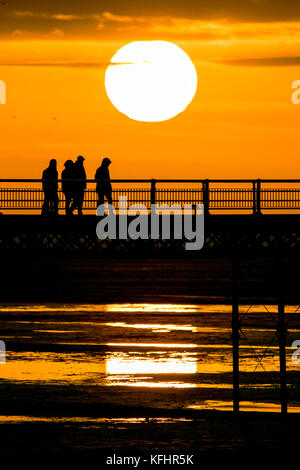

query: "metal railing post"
(256, 179), (261, 215)
(202, 179), (210, 215)
(253, 179), (262, 215)
(150, 179), (156, 206)
(252, 180), (256, 215)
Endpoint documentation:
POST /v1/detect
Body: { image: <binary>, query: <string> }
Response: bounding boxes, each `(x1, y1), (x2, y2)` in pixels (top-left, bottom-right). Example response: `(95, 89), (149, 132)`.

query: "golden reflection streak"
(105, 322), (233, 333)
(0, 303), (201, 313)
(106, 343), (282, 350)
(103, 304), (201, 313)
(107, 380), (234, 389)
(0, 357), (106, 382)
(34, 330), (81, 333)
(106, 343), (198, 348)
(0, 303), (298, 314)
(109, 382), (198, 388)
(187, 402), (300, 413)
(106, 357), (197, 374)
(106, 322), (195, 331)
(0, 416), (192, 423)
(1, 349), (295, 387)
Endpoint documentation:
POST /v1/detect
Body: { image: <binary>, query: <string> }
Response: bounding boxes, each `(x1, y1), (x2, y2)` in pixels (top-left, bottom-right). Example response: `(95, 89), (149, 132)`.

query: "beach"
(1, 264), (300, 456)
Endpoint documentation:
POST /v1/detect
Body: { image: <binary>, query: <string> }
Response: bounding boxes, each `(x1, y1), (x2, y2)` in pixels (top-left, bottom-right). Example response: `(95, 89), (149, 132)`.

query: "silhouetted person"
(42, 159), (58, 215)
(95, 158), (112, 206)
(61, 160), (74, 215)
(70, 155), (86, 215)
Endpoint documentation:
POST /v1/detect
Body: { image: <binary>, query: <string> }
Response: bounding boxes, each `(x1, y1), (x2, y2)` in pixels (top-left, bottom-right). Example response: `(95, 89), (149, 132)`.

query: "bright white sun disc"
(105, 41), (198, 122)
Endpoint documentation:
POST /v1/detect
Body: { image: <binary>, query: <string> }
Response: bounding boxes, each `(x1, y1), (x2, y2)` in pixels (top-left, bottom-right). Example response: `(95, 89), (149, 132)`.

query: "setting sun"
(105, 40), (198, 122)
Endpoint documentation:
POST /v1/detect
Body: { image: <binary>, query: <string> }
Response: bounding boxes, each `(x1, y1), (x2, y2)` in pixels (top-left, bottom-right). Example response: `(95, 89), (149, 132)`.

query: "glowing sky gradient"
(0, 1), (300, 178)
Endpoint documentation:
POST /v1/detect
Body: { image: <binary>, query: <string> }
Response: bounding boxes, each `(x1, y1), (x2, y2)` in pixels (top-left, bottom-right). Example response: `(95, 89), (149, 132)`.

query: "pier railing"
(1, 179), (300, 214)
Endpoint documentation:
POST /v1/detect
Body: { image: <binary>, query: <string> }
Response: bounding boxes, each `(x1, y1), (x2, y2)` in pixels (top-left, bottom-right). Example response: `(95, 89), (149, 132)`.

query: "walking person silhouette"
(61, 160), (74, 215)
(70, 156), (86, 215)
(95, 158), (112, 207)
(41, 159), (59, 215)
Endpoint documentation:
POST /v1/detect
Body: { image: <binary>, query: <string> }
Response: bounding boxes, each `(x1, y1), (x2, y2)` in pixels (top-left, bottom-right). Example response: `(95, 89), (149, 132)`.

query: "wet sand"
(1, 302), (300, 457)
(1, 412), (300, 460)
(1, 257), (300, 457)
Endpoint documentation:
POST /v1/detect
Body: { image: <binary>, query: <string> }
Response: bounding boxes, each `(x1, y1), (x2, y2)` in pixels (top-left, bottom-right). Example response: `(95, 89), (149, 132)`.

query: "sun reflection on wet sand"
(0, 354), (106, 382)
(106, 343), (198, 348)
(104, 304), (201, 313)
(106, 356), (197, 374)
(0, 303), (203, 313)
(0, 416), (193, 424)
(106, 322), (195, 332)
(105, 322), (232, 333)
(1, 303), (298, 314)
(187, 401), (300, 413)
(1, 302), (300, 413)
(0, 303), (250, 315)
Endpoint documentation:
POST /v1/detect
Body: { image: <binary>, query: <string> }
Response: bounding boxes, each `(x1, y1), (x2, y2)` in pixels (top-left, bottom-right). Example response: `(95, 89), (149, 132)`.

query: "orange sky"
(0, 12), (300, 179)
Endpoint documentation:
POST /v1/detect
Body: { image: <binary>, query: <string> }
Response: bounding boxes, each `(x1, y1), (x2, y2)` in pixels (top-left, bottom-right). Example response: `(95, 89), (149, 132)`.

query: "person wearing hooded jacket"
(70, 155), (86, 215)
(95, 157), (112, 207)
(41, 158), (59, 215)
(61, 160), (74, 215)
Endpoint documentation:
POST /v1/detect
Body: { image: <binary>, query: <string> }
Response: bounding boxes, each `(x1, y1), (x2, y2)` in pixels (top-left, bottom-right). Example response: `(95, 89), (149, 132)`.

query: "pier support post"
(232, 240), (240, 414)
(277, 302), (287, 414)
(276, 250), (288, 414)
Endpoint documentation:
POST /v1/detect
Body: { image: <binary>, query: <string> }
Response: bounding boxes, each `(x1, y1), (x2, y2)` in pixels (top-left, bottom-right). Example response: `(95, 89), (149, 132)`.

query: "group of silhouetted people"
(42, 156), (112, 215)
